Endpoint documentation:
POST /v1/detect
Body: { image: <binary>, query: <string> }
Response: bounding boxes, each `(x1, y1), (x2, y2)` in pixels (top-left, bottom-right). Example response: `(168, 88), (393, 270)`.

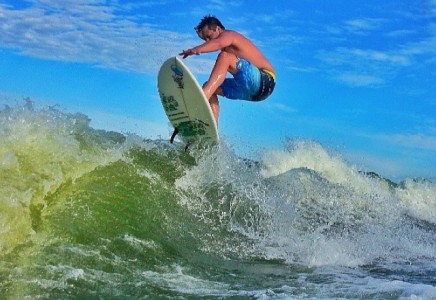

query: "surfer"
(180, 15), (276, 124)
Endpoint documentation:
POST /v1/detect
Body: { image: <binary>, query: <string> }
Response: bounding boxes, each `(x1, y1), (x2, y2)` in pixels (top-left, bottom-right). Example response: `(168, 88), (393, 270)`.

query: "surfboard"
(157, 56), (219, 145)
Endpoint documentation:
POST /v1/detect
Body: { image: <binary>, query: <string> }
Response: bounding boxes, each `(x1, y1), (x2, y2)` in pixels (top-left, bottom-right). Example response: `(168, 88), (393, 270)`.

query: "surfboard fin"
(170, 128), (190, 152)
(170, 128), (179, 143)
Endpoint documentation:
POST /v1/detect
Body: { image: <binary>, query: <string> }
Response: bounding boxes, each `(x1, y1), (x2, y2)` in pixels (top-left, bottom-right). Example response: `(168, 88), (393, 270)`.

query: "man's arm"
(179, 48), (200, 58)
(180, 31), (234, 58)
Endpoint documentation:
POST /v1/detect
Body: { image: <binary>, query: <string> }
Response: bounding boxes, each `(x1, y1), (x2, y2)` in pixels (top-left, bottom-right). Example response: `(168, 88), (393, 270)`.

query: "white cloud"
(342, 133), (436, 180)
(399, 36), (436, 59)
(431, 0), (436, 14)
(284, 59), (317, 73)
(343, 18), (386, 33)
(386, 29), (416, 38)
(335, 73), (385, 87)
(343, 150), (403, 178)
(267, 102), (297, 114)
(0, 1), (197, 74)
(317, 48), (393, 86)
(349, 49), (410, 66)
(378, 133), (436, 151)
(205, 0), (242, 11)
(317, 41), (432, 86)
(313, 3), (436, 87)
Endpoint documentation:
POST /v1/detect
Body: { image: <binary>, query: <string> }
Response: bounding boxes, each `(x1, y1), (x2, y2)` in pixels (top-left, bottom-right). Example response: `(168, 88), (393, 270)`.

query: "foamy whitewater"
(1, 103), (435, 299)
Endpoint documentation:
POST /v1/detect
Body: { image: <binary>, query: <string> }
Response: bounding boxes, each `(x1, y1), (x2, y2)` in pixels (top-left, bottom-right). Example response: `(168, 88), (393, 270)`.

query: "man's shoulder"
(221, 30), (240, 36)
(220, 30), (245, 42)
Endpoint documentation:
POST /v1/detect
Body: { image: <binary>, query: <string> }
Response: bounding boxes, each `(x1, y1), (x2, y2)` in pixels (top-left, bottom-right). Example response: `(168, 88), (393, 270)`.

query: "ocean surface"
(1, 103), (435, 299)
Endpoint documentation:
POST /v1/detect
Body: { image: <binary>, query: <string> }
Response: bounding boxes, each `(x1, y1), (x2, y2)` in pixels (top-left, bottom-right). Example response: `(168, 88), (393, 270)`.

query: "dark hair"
(195, 15), (225, 32)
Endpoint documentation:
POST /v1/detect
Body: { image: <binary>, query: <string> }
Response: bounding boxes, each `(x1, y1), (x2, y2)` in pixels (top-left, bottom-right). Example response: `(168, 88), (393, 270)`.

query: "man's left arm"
(180, 32), (233, 58)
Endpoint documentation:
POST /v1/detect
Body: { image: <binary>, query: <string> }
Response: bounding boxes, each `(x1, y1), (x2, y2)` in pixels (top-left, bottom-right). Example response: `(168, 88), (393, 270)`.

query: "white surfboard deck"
(158, 56), (219, 145)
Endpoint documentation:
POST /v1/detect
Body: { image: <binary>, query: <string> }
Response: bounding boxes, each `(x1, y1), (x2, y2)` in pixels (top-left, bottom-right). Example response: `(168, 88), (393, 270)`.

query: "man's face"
(196, 26), (220, 41)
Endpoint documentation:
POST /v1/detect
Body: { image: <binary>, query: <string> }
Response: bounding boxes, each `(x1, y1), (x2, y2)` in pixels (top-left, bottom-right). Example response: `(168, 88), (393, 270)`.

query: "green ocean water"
(1, 104), (435, 299)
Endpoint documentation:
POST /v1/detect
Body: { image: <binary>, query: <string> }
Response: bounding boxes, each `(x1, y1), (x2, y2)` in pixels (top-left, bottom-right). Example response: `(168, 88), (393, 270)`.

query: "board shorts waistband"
(252, 68), (276, 101)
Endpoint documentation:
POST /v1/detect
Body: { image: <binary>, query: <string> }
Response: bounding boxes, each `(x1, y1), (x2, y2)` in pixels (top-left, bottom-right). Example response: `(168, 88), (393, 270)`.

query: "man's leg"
(208, 93), (220, 124)
(203, 52), (238, 123)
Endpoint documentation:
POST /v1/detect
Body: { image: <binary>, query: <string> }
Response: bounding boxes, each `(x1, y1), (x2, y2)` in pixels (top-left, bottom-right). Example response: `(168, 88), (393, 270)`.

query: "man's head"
(195, 15), (225, 41)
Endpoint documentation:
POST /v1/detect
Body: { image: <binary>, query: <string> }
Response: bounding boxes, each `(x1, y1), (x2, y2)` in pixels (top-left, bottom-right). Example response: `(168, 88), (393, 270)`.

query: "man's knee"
(216, 51), (235, 63)
(202, 81), (222, 97)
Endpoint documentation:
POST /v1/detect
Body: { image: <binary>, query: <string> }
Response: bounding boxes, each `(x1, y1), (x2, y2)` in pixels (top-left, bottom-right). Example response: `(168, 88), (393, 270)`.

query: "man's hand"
(179, 48), (199, 59)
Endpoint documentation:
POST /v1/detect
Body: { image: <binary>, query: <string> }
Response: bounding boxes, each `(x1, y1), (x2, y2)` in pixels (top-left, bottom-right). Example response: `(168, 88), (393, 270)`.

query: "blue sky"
(0, 0), (435, 180)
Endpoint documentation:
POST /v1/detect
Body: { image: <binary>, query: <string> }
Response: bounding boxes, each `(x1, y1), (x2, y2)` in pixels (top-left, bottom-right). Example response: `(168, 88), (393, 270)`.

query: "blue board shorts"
(220, 58), (276, 101)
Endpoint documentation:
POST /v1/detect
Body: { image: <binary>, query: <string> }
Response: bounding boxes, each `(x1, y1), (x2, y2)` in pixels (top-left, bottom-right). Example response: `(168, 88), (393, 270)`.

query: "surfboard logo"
(171, 64), (183, 76)
(171, 64), (184, 89)
(178, 120), (207, 137)
(161, 94), (179, 112)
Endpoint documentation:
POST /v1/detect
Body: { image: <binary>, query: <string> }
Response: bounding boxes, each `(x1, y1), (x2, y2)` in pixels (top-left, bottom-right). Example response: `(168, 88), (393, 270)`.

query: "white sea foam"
(397, 178), (436, 224)
(176, 139), (436, 269)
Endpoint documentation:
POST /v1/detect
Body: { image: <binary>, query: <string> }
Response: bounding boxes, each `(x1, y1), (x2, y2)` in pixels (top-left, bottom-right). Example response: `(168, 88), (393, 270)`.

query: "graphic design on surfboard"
(158, 56), (219, 144)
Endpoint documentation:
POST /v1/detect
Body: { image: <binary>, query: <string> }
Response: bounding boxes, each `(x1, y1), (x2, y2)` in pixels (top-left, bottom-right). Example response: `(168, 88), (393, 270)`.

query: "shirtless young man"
(180, 15), (276, 124)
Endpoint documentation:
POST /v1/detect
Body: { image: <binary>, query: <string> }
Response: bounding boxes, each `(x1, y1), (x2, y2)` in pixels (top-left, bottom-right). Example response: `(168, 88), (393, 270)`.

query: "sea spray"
(0, 103), (127, 255)
(175, 143), (271, 259)
(1, 103), (435, 298)
(256, 140), (435, 268)
(397, 178), (436, 224)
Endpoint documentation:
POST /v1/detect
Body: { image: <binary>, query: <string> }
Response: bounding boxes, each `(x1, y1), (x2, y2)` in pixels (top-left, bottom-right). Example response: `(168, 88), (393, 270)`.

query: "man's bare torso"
(220, 30), (275, 74)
